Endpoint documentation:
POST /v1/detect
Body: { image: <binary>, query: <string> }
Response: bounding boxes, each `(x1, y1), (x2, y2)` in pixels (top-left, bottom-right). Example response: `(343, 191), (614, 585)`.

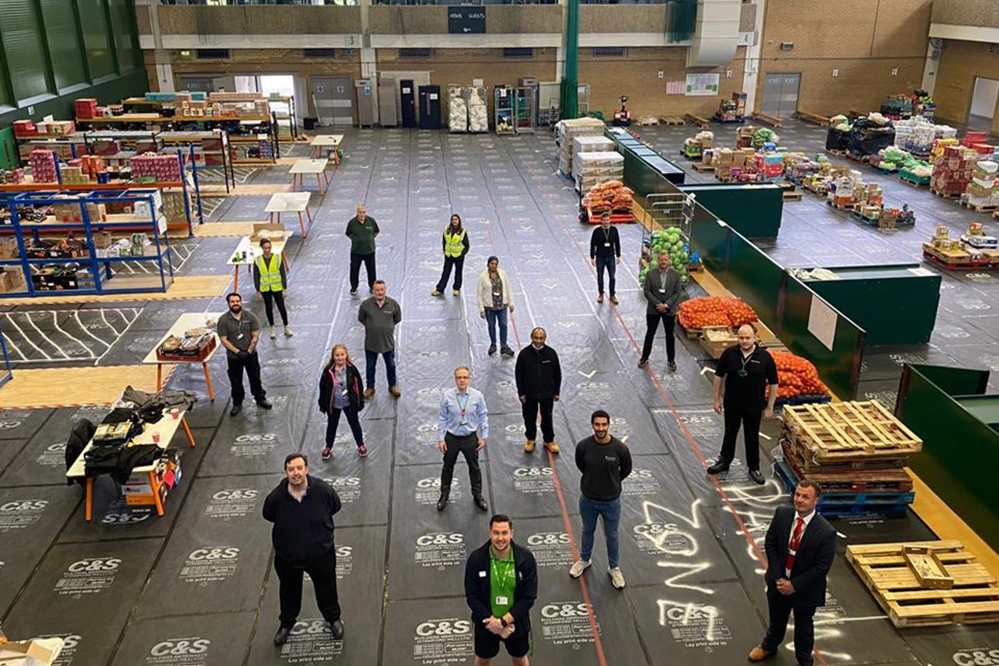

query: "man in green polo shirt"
(345, 204), (379, 296)
(464, 515), (537, 666)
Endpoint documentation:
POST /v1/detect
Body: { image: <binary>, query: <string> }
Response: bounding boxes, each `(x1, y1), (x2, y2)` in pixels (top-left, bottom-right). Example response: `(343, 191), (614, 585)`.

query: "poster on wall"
(807, 295), (838, 352)
(685, 74), (720, 96)
(666, 81), (685, 95)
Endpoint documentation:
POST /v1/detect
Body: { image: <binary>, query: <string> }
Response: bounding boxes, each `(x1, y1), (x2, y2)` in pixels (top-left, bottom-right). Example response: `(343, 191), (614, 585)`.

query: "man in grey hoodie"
(639, 251), (683, 372)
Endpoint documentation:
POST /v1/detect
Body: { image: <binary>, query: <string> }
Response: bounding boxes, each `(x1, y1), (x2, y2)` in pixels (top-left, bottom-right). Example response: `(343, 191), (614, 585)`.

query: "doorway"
(760, 72), (800, 118)
(311, 76), (354, 127)
(969, 77), (999, 129)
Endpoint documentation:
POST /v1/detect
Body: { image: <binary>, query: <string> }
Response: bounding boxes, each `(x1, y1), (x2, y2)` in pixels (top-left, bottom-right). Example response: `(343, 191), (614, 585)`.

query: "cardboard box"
(0, 637), (63, 665)
(250, 223), (288, 243)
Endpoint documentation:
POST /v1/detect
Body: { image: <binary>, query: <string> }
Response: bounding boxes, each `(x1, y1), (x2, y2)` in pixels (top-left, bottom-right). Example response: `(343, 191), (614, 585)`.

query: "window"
(399, 48), (432, 59)
(592, 47), (625, 57)
(196, 49), (231, 60)
(503, 48), (533, 58)
(304, 48), (336, 59)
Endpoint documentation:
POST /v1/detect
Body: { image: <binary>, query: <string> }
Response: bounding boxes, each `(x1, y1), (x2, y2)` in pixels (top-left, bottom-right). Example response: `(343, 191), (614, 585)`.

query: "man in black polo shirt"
(707, 324), (779, 484)
(464, 514), (537, 666)
(590, 212), (621, 304)
(263, 453), (344, 646)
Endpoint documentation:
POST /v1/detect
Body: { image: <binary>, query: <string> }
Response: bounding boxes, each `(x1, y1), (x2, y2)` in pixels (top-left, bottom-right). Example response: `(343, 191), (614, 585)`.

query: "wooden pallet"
(923, 251), (999, 271)
(779, 442), (914, 492)
(847, 541), (999, 628)
(692, 163), (715, 172)
(826, 199), (854, 210)
(684, 113), (710, 128)
(781, 401), (922, 463)
(783, 190), (803, 202)
(752, 111), (784, 128)
(780, 436), (908, 473)
(796, 110), (831, 126)
(659, 116), (687, 126)
(960, 201), (997, 212)
(931, 189), (961, 199)
(827, 149), (846, 157)
(900, 177), (929, 189)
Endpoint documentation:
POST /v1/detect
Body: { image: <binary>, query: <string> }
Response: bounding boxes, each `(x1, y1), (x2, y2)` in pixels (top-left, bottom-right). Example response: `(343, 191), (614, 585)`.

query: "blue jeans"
(596, 255), (616, 296)
(579, 495), (621, 568)
(365, 348), (397, 389)
(485, 308), (508, 347)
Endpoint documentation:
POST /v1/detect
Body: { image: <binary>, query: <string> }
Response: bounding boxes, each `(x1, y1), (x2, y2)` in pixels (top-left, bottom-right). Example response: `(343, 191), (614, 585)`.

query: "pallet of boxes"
(923, 223), (999, 270)
(960, 160), (999, 212)
(775, 400), (922, 517)
(712, 147), (757, 182)
(931, 144), (979, 199)
(682, 131), (712, 160)
(556, 117), (606, 178)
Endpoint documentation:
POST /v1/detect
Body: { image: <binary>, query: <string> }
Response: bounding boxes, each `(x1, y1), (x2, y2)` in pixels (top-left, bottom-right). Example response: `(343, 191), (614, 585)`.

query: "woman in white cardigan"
(476, 255), (515, 357)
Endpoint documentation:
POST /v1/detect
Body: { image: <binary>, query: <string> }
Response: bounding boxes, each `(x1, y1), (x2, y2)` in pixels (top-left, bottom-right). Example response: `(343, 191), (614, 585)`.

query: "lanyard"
(456, 393), (470, 423)
(603, 228), (612, 244)
(491, 556), (513, 586)
(738, 349), (755, 378)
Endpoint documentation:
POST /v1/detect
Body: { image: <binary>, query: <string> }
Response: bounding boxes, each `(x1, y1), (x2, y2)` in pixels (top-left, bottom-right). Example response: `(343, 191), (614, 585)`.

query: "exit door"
(760, 73), (800, 118)
(311, 76), (354, 126)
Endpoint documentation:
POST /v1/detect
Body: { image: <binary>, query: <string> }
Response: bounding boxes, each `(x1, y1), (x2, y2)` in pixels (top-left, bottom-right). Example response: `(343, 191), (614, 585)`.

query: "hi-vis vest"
(444, 229), (466, 258)
(255, 254), (283, 292)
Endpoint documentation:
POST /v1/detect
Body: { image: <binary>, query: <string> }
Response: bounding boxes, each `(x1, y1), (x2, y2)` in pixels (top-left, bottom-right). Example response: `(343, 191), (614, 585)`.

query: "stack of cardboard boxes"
(29, 150), (58, 183)
(75, 98), (99, 120)
(683, 131), (713, 159)
(712, 147), (758, 181)
(963, 160), (999, 209)
(556, 118), (605, 176)
(130, 154), (182, 183)
(931, 144), (980, 197)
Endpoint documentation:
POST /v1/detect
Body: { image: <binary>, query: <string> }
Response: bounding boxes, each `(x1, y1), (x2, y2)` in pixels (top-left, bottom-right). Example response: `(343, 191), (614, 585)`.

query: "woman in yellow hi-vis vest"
(432, 214), (470, 297)
(253, 238), (293, 339)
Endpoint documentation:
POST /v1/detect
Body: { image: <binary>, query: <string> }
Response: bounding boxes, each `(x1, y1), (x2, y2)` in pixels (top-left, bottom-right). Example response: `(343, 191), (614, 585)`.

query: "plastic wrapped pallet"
(448, 86), (468, 133)
(466, 87), (488, 133)
(573, 151), (624, 190)
(557, 117), (605, 175)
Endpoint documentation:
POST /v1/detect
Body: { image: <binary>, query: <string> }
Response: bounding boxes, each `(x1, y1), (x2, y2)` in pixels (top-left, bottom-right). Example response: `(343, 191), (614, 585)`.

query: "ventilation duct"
(686, 0), (742, 67)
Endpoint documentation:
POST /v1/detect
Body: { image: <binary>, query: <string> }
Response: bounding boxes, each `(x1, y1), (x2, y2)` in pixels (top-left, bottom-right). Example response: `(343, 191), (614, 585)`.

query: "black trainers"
(350, 289), (358, 297)
(638, 358), (649, 369)
(500, 346), (514, 357)
(328, 620), (344, 640)
(256, 399), (273, 410)
(229, 404), (242, 417)
(437, 494), (448, 511)
(749, 469), (766, 485)
(668, 361), (677, 372)
(706, 460), (730, 475)
(274, 626), (291, 646)
(488, 344), (497, 356)
(474, 495), (488, 511)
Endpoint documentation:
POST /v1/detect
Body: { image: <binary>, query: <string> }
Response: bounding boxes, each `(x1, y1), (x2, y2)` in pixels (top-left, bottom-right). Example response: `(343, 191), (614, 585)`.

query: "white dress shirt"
(785, 509), (816, 577)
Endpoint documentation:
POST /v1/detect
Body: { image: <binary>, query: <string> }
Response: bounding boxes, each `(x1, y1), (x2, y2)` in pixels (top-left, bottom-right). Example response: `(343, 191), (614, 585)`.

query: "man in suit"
(639, 251), (683, 372)
(750, 480), (836, 666)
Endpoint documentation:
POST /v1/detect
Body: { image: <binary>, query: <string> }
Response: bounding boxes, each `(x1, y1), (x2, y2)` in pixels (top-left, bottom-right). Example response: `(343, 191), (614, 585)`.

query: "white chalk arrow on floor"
(578, 370), (597, 379)
(539, 281), (558, 290)
(700, 367), (716, 375)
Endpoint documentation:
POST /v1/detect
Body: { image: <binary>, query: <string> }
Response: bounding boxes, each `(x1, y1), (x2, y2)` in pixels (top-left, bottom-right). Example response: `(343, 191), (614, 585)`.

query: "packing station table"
(288, 158), (330, 196)
(309, 134), (344, 164)
(142, 312), (222, 401)
(226, 234), (291, 293)
(265, 191), (314, 238)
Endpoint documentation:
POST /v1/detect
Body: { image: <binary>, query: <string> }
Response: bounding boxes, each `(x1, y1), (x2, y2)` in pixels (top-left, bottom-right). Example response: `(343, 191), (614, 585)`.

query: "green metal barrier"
(897, 364), (999, 553)
(678, 183), (784, 239)
(726, 231), (785, 330)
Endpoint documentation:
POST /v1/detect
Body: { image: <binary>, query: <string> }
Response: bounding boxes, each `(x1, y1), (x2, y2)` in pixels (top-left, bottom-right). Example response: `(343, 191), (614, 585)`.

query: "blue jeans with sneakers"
(579, 495), (621, 568)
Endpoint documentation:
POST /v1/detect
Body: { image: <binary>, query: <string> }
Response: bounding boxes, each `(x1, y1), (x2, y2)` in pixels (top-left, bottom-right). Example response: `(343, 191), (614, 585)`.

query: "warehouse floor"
(1, 124), (998, 666)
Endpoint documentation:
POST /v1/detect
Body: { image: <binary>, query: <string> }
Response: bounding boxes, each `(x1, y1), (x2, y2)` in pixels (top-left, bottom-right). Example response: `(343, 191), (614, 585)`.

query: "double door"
(760, 73), (800, 118)
(311, 76), (354, 126)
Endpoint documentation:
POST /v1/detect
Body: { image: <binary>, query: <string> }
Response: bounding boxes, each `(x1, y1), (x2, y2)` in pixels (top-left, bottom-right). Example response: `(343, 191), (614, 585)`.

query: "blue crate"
(773, 460), (913, 516)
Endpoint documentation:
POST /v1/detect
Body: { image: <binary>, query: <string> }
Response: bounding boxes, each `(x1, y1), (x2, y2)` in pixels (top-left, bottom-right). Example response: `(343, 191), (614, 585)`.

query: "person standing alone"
(639, 251), (683, 372)
(515, 328), (561, 454)
(749, 481), (835, 666)
(476, 256), (515, 357)
(346, 204), (379, 296)
(217, 292), (271, 417)
(317, 343), (367, 461)
(590, 211), (621, 304)
(437, 366), (489, 512)
(264, 453), (344, 646)
(708, 324), (779, 485)
(253, 238), (293, 339)
(358, 280), (402, 399)
(433, 214), (470, 297)
(569, 410), (632, 590)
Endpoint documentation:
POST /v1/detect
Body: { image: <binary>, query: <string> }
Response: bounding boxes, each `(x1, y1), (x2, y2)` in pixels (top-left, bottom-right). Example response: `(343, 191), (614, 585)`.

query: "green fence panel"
(41, 0), (87, 89)
(680, 183), (783, 239)
(0, 0), (52, 99)
(899, 365), (999, 554)
(689, 207), (729, 278)
(725, 230), (784, 329)
(906, 364), (991, 397)
(781, 275), (865, 399)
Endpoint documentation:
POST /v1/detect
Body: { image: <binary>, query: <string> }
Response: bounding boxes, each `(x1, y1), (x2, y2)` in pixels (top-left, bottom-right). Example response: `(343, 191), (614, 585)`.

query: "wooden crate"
(699, 326), (736, 359)
(781, 401), (922, 464)
(847, 540), (999, 628)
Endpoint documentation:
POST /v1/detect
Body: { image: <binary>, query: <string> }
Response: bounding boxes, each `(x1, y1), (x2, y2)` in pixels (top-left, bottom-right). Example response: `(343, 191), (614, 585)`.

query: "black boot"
(274, 627), (291, 646)
(437, 493), (449, 511)
(706, 459), (730, 475)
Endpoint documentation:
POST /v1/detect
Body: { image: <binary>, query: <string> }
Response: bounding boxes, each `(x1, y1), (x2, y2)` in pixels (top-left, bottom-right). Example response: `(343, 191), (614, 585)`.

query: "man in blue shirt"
(438, 366), (489, 513)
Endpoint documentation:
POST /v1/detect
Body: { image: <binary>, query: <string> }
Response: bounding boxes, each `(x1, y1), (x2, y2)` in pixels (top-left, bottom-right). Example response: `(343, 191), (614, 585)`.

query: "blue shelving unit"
(1, 189), (175, 298)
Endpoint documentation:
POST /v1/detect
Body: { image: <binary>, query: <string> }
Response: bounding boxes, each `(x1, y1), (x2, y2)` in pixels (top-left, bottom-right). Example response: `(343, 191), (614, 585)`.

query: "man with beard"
(217, 292), (272, 417)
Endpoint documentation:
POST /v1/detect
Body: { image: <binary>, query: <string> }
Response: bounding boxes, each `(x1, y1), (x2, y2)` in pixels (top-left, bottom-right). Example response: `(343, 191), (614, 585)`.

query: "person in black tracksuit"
(589, 212), (621, 304)
(514, 327), (561, 455)
(317, 343), (366, 461)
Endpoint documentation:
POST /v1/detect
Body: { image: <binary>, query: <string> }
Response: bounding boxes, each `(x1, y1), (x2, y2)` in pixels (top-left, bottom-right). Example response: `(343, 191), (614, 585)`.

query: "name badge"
(478, 571), (487, 578)
(658, 288), (666, 293)
(495, 596), (509, 606)
(603, 242), (611, 247)
(341, 389), (348, 396)
(235, 332), (244, 340)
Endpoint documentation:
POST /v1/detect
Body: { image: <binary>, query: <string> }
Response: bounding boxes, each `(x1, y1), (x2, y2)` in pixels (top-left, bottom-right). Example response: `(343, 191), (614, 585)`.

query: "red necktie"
(785, 517), (804, 575)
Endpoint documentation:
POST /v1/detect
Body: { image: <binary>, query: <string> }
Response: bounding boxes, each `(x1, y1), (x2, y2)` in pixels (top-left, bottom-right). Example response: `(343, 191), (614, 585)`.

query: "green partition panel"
(908, 364), (991, 397)
(898, 364), (999, 554)
(781, 275), (865, 399)
(689, 207), (729, 278)
(725, 230), (785, 329)
(679, 183), (783, 239)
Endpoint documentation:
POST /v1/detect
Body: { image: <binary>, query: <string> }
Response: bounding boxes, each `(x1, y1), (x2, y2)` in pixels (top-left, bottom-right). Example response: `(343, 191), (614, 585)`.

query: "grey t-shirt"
(358, 296), (402, 353)
(217, 310), (260, 359)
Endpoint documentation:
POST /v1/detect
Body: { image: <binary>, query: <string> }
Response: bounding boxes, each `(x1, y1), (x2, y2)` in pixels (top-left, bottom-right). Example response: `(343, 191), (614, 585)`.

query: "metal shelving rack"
(269, 95), (299, 142)
(514, 87), (537, 134)
(1, 189), (174, 298)
(494, 86), (516, 136)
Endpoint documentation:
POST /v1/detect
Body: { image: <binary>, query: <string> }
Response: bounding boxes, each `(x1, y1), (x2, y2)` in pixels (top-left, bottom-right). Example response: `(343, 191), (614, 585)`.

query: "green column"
(560, 0), (579, 120)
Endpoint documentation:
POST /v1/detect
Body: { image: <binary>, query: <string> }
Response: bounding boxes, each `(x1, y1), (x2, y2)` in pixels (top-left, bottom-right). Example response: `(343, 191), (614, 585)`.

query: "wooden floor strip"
(0, 365), (176, 410)
(192, 222), (267, 238)
(0, 275), (231, 306)
(198, 183), (290, 196)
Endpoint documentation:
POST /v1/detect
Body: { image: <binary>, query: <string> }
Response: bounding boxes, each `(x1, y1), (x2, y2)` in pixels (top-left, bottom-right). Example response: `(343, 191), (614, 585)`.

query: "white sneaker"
(569, 559), (591, 578)
(268, 327), (276, 339)
(284, 326), (294, 337)
(608, 567), (626, 589)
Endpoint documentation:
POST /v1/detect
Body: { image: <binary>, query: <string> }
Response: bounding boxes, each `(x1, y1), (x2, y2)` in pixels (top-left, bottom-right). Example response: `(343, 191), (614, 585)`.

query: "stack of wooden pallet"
(848, 540), (999, 628)
(775, 401), (922, 516)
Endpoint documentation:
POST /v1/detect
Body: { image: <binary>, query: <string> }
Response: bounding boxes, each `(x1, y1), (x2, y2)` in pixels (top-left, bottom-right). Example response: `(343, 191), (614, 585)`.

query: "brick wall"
(756, 0), (932, 116)
(934, 40), (999, 132)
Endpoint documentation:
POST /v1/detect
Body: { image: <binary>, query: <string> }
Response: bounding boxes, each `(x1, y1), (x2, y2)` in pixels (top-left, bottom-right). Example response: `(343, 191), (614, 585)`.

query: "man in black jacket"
(263, 453), (344, 647)
(464, 514), (537, 666)
(639, 251), (683, 372)
(514, 328), (562, 454)
(750, 480), (836, 666)
(589, 212), (621, 304)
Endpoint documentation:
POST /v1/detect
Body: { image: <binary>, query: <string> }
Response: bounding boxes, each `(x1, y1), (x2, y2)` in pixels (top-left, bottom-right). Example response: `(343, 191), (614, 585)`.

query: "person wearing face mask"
(433, 214), (470, 297)
(639, 250), (683, 372)
(476, 256), (515, 357)
(358, 280), (402, 398)
(708, 324), (779, 484)
(437, 366), (489, 512)
(317, 343), (366, 461)
(217, 292), (271, 417)
(253, 238), (293, 340)
(514, 327), (561, 454)
(345, 204), (379, 296)
(589, 211), (621, 304)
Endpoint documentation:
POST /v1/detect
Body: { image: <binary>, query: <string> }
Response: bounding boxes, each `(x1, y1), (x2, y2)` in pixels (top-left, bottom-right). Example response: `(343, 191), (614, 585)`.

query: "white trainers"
(268, 327), (276, 339)
(569, 559), (591, 579)
(284, 326), (294, 337)
(608, 567), (626, 589)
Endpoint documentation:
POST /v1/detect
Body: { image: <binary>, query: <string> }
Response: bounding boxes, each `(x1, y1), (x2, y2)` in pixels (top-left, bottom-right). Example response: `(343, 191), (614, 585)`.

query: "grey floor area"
(0, 124), (998, 666)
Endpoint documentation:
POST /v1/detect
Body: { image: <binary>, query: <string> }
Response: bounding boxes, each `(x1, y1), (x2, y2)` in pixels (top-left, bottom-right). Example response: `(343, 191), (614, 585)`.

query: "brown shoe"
(609, 295), (619, 305)
(363, 388), (374, 400)
(544, 441), (560, 454)
(524, 440), (536, 453)
(597, 294), (604, 303)
(748, 646), (774, 662)
(389, 385), (401, 398)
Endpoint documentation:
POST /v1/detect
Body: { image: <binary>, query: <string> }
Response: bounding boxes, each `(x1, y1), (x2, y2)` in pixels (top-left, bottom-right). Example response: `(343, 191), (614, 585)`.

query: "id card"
(658, 287), (666, 293)
(495, 596), (509, 606)
(604, 242), (611, 247)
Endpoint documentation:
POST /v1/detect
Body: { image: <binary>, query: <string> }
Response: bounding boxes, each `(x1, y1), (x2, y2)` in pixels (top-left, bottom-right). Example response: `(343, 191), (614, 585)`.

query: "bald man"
(708, 324), (778, 484)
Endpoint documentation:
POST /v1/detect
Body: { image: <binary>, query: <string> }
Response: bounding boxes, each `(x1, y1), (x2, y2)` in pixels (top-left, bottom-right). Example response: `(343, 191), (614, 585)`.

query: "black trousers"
(435, 255), (465, 292)
(761, 585), (816, 666)
(719, 407), (762, 471)
(441, 432), (482, 497)
(349, 252), (376, 291)
(641, 313), (676, 363)
(522, 396), (555, 443)
(227, 352), (265, 406)
(261, 290), (288, 326)
(274, 548), (341, 629)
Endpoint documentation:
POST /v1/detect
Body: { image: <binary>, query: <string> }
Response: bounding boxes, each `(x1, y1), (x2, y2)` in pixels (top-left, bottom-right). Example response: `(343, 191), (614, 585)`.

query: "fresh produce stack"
(582, 180), (634, 214)
(767, 351), (828, 403)
(640, 227), (691, 284)
(676, 296), (758, 334)
(752, 127), (779, 148)
(776, 400), (922, 517)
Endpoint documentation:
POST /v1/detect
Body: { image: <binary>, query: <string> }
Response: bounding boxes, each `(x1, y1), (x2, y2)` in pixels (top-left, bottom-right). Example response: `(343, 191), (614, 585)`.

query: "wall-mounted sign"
(449, 7), (486, 34)
(685, 73), (720, 96)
